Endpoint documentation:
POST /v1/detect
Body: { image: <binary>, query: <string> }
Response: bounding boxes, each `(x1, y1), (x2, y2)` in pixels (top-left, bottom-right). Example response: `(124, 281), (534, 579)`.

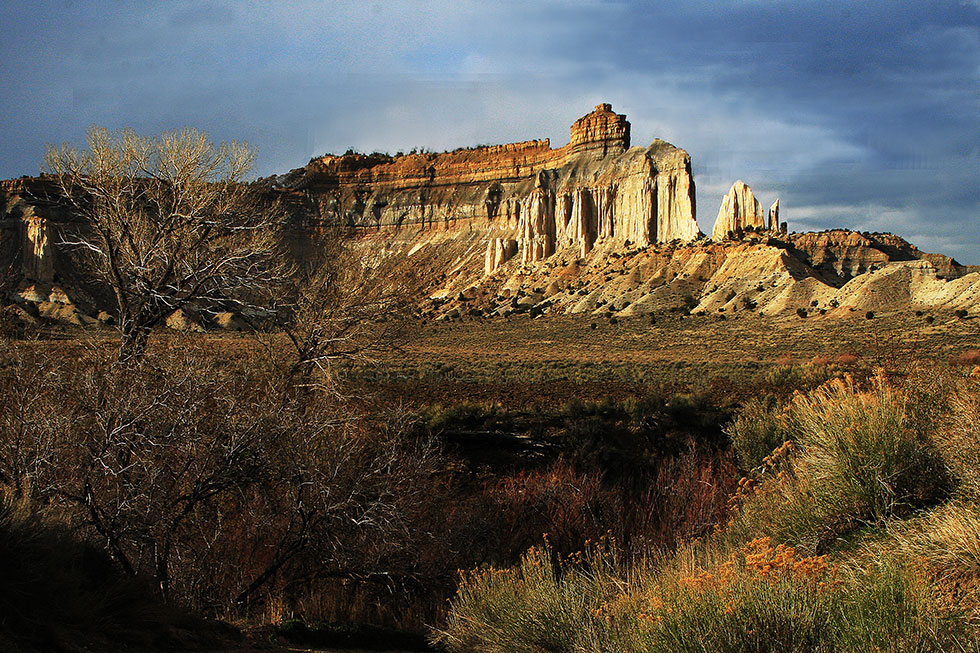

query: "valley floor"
(358, 308), (979, 401)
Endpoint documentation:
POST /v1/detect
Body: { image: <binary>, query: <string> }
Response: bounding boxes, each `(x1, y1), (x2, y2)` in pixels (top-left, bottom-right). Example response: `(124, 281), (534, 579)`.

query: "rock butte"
(269, 104), (701, 274)
(2, 104), (980, 326)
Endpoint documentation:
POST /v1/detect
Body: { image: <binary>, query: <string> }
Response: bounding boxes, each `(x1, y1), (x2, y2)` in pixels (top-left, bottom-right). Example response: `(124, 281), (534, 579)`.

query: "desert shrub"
(441, 369), (980, 651)
(895, 502), (980, 592)
(766, 362), (804, 387)
(436, 544), (597, 653)
(602, 540), (832, 652)
(727, 395), (793, 470)
(424, 401), (494, 430)
(793, 374), (946, 522)
(830, 554), (976, 651)
(764, 361), (842, 391)
(562, 397), (619, 419)
(929, 377), (980, 499)
(734, 374), (949, 550)
(484, 462), (621, 560)
(440, 538), (975, 653)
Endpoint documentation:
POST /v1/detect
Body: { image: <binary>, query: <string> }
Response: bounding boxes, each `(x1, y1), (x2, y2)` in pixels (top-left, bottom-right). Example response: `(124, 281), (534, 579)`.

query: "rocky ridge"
(2, 104), (979, 329)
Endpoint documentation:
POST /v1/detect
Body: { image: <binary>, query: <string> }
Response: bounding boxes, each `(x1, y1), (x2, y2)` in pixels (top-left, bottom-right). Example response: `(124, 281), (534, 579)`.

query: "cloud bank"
(1, 1), (977, 261)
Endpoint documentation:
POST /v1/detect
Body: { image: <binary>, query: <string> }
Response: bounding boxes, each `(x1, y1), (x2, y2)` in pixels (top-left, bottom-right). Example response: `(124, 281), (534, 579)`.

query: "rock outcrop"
(712, 180), (766, 240)
(567, 103), (630, 157)
(274, 104), (701, 272)
(3, 103), (979, 328)
(768, 199), (782, 233)
(1, 178), (62, 283)
(485, 238), (518, 275)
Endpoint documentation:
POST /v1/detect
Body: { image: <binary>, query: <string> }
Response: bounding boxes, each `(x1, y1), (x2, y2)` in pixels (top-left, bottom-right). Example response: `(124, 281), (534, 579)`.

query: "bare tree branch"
(42, 127), (284, 362)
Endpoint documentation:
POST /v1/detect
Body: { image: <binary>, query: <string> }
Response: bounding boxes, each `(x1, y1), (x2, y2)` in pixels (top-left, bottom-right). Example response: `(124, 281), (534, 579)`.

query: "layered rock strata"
(5, 104), (979, 327)
(275, 104), (700, 275)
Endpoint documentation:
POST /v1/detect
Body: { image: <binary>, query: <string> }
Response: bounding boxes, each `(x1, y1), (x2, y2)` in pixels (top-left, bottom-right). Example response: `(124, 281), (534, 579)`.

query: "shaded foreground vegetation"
(11, 125), (980, 650)
(438, 367), (980, 651)
(3, 311), (980, 650)
(0, 332), (753, 651)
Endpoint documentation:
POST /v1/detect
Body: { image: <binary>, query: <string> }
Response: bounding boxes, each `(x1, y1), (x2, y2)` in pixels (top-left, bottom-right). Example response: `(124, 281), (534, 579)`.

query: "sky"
(1, 1), (978, 262)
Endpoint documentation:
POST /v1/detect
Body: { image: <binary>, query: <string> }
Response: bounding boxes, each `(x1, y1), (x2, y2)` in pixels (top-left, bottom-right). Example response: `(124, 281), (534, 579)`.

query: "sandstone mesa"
(1, 104), (978, 328)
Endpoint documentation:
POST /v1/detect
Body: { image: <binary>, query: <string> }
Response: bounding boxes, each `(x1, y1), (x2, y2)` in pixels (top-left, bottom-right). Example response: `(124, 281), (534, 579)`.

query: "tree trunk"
(118, 326), (151, 364)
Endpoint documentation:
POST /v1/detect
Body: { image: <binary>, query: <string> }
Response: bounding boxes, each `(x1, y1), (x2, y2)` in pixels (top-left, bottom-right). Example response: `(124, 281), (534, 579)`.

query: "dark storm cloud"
(0, 1), (976, 261)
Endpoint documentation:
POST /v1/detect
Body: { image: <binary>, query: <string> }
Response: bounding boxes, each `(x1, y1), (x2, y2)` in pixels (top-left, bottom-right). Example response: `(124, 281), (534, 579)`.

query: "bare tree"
(43, 127), (282, 361)
(271, 228), (417, 396)
(0, 339), (445, 612)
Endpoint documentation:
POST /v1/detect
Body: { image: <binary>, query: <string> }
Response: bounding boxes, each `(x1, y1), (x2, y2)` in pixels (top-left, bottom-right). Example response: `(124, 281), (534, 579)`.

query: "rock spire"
(712, 180), (765, 240)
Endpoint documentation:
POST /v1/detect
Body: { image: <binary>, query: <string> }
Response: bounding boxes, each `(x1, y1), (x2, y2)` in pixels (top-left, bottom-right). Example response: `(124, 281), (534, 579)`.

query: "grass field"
(345, 308), (979, 406)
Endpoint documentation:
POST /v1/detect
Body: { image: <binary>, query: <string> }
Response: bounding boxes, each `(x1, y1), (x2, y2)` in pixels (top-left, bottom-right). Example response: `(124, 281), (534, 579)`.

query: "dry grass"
(439, 365), (980, 651)
(438, 535), (976, 652)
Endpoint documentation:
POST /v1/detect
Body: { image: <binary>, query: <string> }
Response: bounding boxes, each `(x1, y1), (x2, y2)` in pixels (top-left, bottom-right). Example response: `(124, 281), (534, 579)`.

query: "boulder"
(36, 300), (96, 326)
(165, 309), (204, 332)
(213, 311), (247, 331)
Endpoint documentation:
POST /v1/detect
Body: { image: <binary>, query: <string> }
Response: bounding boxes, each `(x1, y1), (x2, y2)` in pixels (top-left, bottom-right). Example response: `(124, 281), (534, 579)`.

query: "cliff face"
(277, 104), (700, 274)
(712, 180), (768, 240)
(788, 230), (968, 280)
(1, 178), (63, 283)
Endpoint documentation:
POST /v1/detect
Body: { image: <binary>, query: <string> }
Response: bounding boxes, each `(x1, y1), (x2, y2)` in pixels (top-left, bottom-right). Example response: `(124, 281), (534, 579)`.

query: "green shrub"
(424, 401), (492, 430)
(727, 396), (792, 469)
(792, 374), (947, 524)
(732, 374), (949, 551)
(931, 378), (980, 499)
(436, 545), (595, 653)
(895, 502), (980, 587)
(439, 538), (976, 652)
(765, 363), (806, 387)
(829, 555), (974, 651)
